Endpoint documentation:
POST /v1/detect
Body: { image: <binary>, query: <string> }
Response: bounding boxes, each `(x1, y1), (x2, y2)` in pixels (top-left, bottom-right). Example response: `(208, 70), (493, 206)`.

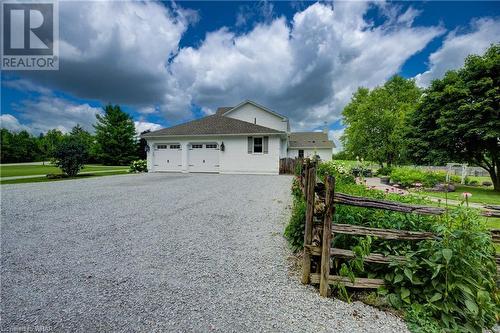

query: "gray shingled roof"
(215, 107), (233, 116)
(142, 115), (284, 137)
(288, 132), (335, 149)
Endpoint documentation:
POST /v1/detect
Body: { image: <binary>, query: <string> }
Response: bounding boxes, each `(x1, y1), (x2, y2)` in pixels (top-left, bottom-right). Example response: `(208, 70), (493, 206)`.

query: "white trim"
(142, 132), (285, 139)
(222, 100), (288, 120)
(252, 136), (264, 154)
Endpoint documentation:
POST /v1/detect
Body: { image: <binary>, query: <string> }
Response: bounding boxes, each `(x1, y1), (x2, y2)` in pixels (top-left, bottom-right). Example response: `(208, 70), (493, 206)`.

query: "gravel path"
(1, 173), (409, 332)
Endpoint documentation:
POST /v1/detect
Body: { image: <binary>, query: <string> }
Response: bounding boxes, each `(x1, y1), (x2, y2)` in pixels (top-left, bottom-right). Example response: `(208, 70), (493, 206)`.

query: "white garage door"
(153, 143), (182, 172)
(188, 143), (220, 173)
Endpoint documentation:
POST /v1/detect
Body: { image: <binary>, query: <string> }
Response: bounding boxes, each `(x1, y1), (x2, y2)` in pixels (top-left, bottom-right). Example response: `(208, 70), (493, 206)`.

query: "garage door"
(153, 143), (182, 172)
(188, 143), (220, 173)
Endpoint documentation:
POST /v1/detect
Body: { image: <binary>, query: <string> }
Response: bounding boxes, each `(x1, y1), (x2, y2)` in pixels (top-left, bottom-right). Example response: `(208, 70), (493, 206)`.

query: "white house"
(142, 100), (335, 174)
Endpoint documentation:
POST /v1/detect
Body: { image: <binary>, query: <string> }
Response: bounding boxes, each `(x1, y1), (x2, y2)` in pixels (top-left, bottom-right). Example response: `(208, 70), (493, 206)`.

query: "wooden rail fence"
(298, 160), (500, 296)
(279, 158), (301, 175)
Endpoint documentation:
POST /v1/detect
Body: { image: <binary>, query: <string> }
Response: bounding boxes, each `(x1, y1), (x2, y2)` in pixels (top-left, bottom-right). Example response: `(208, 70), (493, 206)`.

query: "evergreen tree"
(94, 104), (137, 165)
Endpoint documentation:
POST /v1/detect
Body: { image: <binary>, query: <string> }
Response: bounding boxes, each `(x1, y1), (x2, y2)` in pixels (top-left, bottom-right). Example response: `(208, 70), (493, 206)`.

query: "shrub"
(317, 161), (355, 184)
(383, 208), (498, 332)
(53, 136), (88, 177)
(284, 168), (499, 332)
(284, 177), (306, 252)
(377, 166), (393, 176)
(389, 167), (457, 188)
(294, 162), (303, 177)
(129, 159), (147, 173)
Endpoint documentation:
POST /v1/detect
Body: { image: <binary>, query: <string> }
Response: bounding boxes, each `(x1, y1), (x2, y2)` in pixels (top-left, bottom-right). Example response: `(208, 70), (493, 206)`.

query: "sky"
(1, 0), (499, 150)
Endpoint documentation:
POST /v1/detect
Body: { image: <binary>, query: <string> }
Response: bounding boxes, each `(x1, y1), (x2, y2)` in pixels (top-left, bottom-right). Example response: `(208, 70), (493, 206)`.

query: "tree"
(137, 130), (150, 160)
(0, 129), (15, 163)
(409, 44), (500, 191)
(94, 104), (137, 165)
(70, 124), (98, 162)
(38, 129), (64, 163)
(341, 76), (422, 167)
(53, 136), (88, 177)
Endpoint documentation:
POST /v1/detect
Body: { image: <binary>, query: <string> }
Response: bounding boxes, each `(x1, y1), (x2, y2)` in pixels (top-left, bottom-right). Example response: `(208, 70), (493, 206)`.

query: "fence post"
(301, 161), (316, 284)
(320, 175), (335, 297)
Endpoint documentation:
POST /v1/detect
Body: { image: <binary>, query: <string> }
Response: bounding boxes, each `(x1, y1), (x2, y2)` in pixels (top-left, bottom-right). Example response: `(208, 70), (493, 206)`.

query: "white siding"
(287, 148), (332, 161)
(219, 136), (280, 174)
(224, 103), (288, 132)
(146, 135), (281, 174)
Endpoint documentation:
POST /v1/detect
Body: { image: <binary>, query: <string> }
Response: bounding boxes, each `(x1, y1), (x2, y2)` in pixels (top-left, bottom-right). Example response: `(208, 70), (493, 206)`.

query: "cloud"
(0, 114), (30, 132)
(15, 1), (193, 119)
(7, 1), (446, 130)
(328, 128), (345, 153)
(134, 121), (163, 134)
(415, 18), (500, 87)
(11, 96), (102, 134)
(171, 2), (443, 130)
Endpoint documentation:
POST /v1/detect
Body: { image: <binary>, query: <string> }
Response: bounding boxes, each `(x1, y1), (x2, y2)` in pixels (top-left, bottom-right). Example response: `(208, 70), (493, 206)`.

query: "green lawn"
(0, 164), (128, 178)
(416, 184), (500, 206)
(0, 170), (130, 185)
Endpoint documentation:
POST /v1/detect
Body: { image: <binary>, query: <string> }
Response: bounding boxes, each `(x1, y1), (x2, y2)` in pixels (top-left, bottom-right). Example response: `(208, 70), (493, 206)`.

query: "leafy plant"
(284, 164), (499, 332)
(390, 167), (460, 188)
(317, 161), (355, 184)
(129, 159), (147, 173)
(284, 177), (307, 252)
(53, 136), (88, 177)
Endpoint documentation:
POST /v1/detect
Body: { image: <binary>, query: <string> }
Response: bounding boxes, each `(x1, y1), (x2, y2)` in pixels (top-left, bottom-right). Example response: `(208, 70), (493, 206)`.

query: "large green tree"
(409, 44), (500, 191)
(94, 104), (137, 165)
(38, 129), (64, 163)
(341, 76), (422, 167)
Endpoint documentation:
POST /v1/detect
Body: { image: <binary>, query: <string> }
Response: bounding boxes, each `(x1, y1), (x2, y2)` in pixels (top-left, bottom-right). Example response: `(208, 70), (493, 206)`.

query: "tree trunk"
(486, 167), (499, 192)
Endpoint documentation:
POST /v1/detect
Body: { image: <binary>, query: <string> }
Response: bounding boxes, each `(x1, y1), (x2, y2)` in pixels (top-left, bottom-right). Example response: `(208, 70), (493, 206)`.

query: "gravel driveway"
(1, 173), (409, 332)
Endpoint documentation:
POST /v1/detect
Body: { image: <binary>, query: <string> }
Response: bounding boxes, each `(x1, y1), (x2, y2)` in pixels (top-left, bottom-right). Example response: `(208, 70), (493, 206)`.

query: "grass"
(0, 170), (130, 185)
(0, 164), (128, 178)
(415, 184), (500, 206)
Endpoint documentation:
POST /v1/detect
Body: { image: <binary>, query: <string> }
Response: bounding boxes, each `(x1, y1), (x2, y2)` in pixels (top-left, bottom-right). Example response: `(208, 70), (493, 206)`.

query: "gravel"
(1, 173), (409, 332)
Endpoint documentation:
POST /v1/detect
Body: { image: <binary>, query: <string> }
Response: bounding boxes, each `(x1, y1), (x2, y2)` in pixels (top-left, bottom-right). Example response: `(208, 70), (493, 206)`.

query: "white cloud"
(134, 121), (163, 134)
(415, 18), (500, 87)
(170, 2), (443, 130)
(11, 96), (102, 134)
(8, 1), (450, 129)
(0, 114), (30, 132)
(328, 128), (345, 153)
(18, 1), (193, 119)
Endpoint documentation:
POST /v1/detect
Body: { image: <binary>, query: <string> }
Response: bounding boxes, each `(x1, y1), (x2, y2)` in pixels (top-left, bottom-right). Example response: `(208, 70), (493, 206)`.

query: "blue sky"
(1, 1), (499, 148)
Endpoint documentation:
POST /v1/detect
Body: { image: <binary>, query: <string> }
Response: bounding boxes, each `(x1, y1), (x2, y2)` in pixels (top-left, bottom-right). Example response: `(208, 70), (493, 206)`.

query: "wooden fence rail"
(299, 160), (500, 295)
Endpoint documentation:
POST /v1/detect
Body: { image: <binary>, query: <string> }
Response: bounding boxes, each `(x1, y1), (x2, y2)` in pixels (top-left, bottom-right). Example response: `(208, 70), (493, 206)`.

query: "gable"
(223, 101), (288, 132)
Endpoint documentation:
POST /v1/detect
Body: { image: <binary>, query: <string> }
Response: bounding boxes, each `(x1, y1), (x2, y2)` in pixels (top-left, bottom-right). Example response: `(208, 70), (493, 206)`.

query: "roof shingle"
(288, 132), (335, 149)
(142, 115), (284, 137)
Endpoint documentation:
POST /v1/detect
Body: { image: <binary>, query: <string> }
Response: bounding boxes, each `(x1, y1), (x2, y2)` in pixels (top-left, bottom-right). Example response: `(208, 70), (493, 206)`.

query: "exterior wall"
(146, 135), (281, 174)
(146, 137), (220, 173)
(219, 136), (280, 174)
(287, 148), (332, 161)
(224, 103), (288, 132)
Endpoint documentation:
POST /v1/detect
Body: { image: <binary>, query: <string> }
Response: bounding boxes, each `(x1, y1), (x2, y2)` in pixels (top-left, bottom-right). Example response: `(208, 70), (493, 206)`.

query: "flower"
(414, 182), (423, 187)
(462, 192), (472, 199)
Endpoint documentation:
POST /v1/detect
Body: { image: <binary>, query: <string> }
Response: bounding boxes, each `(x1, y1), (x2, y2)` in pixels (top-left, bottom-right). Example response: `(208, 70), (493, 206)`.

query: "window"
(157, 144), (168, 149)
(191, 144), (203, 149)
(170, 144), (180, 149)
(206, 144), (217, 149)
(253, 137), (263, 153)
(298, 149), (304, 158)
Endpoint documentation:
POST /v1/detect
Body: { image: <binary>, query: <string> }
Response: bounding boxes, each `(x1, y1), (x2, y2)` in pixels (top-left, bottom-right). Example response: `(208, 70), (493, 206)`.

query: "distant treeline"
(1, 105), (148, 165)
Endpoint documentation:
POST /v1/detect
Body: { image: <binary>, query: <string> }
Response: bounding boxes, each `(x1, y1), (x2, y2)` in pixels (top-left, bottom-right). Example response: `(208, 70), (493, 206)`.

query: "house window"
(170, 144), (180, 149)
(206, 144), (218, 149)
(298, 149), (304, 158)
(253, 137), (263, 153)
(157, 144), (168, 149)
(191, 144), (203, 149)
